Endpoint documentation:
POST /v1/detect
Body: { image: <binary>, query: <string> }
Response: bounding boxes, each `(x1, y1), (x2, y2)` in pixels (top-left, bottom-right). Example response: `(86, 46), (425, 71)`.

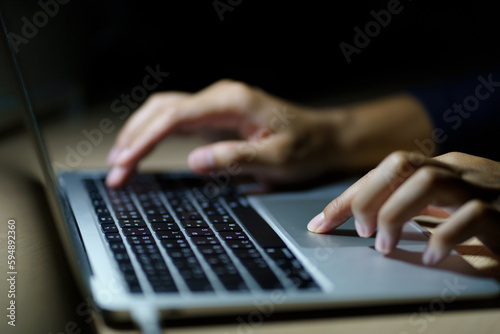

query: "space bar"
(230, 204), (286, 248)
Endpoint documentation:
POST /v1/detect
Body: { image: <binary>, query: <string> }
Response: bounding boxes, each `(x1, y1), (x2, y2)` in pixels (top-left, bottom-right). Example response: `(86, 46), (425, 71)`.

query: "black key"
(219, 231), (248, 240)
(149, 277), (178, 293)
(198, 245), (226, 256)
(127, 235), (156, 245)
(118, 219), (146, 228)
(155, 230), (185, 239)
(150, 222), (180, 231)
(91, 199), (106, 207)
(229, 200), (286, 248)
(131, 244), (159, 255)
(144, 208), (170, 216)
(166, 247), (196, 259)
(88, 192), (103, 201)
(185, 228), (214, 237)
(248, 268), (284, 290)
(101, 223), (118, 233)
(190, 236), (220, 246)
(118, 260), (135, 274)
(212, 223), (242, 232)
(174, 260), (204, 273)
(264, 247), (295, 260)
(110, 243), (127, 252)
(147, 214), (175, 223)
(125, 277), (142, 293)
(185, 278), (213, 292)
(218, 273), (248, 291)
(204, 209), (229, 217)
(239, 257), (269, 270)
(226, 239), (255, 249)
(160, 238), (190, 249)
(112, 204), (137, 212)
(211, 263), (239, 276)
(177, 214), (203, 221)
(210, 216), (235, 224)
(97, 214), (114, 224)
(204, 253), (232, 267)
(113, 250), (130, 263)
(122, 227), (151, 236)
(94, 206), (109, 215)
(105, 233), (122, 243)
(116, 212), (141, 219)
(233, 248), (262, 260)
(180, 220), (208, 228)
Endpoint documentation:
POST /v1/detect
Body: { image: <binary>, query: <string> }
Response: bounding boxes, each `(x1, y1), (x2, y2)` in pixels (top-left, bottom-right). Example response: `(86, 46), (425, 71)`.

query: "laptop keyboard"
(82, 175), (320, 295)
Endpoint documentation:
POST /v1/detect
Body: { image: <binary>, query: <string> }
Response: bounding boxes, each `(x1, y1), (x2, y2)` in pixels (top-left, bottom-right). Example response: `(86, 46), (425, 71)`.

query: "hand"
(307, 151), (500, 265)
(105, 79), (339, 187)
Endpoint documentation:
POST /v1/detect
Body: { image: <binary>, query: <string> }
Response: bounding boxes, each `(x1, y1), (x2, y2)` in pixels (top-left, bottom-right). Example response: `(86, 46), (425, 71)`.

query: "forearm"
(309, 93), (434, 172)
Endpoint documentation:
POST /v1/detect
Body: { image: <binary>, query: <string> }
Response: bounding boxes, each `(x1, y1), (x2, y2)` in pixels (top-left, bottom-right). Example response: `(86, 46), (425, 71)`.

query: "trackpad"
(253, 197), (427, 248)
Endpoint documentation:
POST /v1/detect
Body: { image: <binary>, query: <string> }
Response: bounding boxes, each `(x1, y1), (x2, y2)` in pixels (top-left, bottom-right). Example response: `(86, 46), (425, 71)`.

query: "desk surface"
(1, 110), (500, 334)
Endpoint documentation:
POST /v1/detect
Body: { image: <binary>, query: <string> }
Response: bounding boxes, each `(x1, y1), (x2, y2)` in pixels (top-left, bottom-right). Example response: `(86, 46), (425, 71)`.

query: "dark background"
(3, 0), (500, 115)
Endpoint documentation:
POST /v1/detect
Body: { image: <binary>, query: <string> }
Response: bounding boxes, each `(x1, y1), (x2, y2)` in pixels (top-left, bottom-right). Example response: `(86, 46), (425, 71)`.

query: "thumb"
(187, 136), (285, 176)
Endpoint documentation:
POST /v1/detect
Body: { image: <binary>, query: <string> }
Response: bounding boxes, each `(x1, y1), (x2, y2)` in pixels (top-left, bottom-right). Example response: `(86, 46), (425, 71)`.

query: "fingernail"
(188, 147), (215, 173)
(115, 148), (133, 165)
(375, 232), (389, 254)
(422, 246), (440, 266)
(354, 218), (368, 238)
(106, 166), (127, 188)
(107, 147), (120, 165)
(307, 212), (325, 233)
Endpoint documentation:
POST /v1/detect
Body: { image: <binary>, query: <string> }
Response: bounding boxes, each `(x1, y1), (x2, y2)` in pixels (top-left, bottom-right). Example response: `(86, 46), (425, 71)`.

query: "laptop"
(2, 9), (499, 334)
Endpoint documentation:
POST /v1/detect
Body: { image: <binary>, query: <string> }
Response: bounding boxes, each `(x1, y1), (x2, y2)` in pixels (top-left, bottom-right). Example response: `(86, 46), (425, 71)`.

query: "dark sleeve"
(408, 69), (500, 161)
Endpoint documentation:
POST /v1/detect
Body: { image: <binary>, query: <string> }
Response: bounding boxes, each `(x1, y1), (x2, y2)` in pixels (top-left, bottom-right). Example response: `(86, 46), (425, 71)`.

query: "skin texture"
(106, 79), (433, 188)
(307, 151), (500, 265)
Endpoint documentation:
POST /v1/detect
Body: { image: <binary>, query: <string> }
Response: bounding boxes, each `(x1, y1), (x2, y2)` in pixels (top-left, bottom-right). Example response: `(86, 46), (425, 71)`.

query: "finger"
(105, 164), (136, 188)
(422, 199), (495, 265)
(112, 81), (253, 169)
(375, 166), (466, 254)
(109, 92), (187, 164)
(351, 151), (452, 240)
(307, 170), (373, 234)
(187, 132), (290, 176)
(418, 205), (451, 218)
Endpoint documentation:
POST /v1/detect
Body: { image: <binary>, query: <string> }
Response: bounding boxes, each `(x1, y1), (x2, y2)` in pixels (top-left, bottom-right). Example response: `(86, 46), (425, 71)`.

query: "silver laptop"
(2, 9), (499, 334)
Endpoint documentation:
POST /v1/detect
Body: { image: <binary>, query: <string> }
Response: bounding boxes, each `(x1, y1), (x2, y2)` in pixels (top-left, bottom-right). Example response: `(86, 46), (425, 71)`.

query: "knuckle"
(145, 92), (165, 105)
(466, 199), (489, 217)
(387, 150), (410, 165)
(437, 151), (466, 164)
(385, 151), (414, 179)
(351, 193), (369, 217)
(214, 79), (251, 95)
(211, 79), (256, 108)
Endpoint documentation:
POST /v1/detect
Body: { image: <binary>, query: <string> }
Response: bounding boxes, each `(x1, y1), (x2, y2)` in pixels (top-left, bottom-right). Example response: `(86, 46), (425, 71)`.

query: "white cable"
(130, 303), (162, 334)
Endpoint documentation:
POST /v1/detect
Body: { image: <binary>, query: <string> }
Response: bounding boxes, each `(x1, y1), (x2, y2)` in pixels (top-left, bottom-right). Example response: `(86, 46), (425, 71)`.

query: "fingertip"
(354, 218), (370, 238)
(106, 166), (129, 188)
(374, 230), (395, 255)
(307, 212), (326, 233)
(188, 147), (215, 174)
(422, 244), (448, 266)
